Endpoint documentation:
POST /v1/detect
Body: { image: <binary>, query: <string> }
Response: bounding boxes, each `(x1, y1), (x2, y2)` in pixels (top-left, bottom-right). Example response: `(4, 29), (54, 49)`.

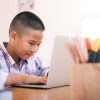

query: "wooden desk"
(13, 86), (70, 100)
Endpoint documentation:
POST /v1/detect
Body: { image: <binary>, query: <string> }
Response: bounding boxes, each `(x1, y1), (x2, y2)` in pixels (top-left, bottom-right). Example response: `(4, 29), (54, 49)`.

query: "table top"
(13, 86), (70, 100)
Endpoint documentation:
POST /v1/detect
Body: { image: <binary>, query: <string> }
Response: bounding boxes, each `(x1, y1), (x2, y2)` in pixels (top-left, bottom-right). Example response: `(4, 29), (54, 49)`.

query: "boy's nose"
(31, 45), (38, 54)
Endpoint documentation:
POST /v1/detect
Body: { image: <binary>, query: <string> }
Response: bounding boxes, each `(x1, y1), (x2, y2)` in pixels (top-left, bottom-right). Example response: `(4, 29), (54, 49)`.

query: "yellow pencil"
(92, 38), (100, 52)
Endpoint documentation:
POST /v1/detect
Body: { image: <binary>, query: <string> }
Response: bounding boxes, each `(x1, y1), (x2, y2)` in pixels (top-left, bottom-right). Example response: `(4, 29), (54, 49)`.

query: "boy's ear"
(10, 31), (17, 41)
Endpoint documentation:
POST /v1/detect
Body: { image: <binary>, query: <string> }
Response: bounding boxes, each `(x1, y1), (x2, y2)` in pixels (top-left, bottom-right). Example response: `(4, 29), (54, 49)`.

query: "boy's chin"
(21, 55), (34, 60)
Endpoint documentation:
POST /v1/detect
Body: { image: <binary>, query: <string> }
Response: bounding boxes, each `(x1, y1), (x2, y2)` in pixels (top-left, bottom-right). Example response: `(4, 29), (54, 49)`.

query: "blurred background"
(0, 0), (99, 63)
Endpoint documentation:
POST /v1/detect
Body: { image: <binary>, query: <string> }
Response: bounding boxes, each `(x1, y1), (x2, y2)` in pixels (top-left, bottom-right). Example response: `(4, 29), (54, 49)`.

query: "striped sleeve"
(0, 69), (9, 84)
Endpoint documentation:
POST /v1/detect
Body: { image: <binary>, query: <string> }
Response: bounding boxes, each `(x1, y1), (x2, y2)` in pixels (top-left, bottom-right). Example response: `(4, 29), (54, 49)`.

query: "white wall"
(34, 0), (81, 63)
(0, 0), (18, 41)
(0, 0), (81, 63)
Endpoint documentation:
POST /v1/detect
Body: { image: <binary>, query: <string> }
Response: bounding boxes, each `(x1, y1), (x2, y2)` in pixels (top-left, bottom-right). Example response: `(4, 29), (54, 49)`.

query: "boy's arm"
(5, 72), (47, 85)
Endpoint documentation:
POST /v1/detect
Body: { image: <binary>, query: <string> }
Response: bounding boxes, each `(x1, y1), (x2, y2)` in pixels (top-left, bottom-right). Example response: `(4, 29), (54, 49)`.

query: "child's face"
(10, 28), (43, 60)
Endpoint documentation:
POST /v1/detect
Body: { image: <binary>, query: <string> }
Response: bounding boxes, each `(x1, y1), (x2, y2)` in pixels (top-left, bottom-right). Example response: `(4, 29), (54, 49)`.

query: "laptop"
(13, 35), (74, 88)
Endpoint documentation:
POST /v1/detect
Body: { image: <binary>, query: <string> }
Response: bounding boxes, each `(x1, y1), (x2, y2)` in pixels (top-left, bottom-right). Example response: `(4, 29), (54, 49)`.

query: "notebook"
(13, 35), (74, 88)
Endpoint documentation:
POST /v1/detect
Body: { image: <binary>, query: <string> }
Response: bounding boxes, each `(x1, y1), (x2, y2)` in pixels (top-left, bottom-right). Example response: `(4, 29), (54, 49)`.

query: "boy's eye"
(37, 43), (41, 46)
(28, 42), (41, 46)
(29, 42), (35, 45)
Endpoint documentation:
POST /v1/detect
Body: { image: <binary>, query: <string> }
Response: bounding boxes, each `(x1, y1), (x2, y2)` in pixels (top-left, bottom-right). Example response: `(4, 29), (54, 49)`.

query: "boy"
(0, 11), (49, 85)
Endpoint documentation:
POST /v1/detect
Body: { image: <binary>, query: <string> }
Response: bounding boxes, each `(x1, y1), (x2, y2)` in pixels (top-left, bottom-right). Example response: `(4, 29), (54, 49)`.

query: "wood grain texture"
(71, 63), (100, 100)
(13, 86), (70, 100)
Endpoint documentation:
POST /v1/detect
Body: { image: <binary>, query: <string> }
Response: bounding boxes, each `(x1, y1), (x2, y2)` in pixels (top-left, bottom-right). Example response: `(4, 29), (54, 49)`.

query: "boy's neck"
(6, 43), (21, 65)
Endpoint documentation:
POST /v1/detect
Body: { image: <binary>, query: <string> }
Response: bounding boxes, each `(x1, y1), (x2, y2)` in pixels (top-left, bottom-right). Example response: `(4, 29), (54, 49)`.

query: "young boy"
(0, 11), (49, 85)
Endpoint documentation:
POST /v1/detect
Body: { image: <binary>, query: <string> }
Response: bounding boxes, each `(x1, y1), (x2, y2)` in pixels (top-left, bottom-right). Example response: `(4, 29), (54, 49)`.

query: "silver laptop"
(13, 35), (74, 88)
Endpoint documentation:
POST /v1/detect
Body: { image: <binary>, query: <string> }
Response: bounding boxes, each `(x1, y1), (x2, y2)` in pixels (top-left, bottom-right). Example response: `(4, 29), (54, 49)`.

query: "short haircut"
(9, 11), (45, 35)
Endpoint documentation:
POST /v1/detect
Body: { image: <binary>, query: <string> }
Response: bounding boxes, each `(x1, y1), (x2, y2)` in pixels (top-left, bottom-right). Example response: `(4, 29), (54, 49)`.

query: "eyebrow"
(28, 40), (36, 43)
(28, 40), (42, 44)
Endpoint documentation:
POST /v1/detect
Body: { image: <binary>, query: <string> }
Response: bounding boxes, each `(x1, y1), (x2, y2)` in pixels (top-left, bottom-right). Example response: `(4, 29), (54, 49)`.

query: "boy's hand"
(36, 76), (47, 84)
(5, 73), (47, 85)
(24, 75), (47, 84)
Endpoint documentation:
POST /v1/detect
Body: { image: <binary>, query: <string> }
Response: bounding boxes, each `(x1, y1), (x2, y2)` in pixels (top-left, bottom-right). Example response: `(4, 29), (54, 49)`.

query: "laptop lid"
(46, 35), (74, 88)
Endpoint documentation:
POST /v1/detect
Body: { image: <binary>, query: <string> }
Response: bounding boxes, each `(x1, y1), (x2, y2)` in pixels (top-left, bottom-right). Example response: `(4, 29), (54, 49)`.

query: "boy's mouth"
(28, 53), (34, 56)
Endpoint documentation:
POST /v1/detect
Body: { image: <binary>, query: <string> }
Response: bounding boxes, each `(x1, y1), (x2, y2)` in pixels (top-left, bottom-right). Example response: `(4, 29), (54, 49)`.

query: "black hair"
(9, 11), (45, 35)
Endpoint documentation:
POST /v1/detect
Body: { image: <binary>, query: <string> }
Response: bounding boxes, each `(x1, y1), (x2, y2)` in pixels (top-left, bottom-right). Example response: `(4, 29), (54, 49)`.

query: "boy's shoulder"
(0, 42), (1, 45)
(0, 42), (5, 49)
(0, 42), (3, 49)
(0, 42), (8, 57)
(0, 42), (8, 52)
(0, 44), (6, 61)
(0, 43), (3, 52)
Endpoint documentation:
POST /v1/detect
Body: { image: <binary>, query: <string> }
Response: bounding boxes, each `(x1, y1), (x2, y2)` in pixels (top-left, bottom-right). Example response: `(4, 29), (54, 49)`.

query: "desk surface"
(13, 86), (70, 100)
